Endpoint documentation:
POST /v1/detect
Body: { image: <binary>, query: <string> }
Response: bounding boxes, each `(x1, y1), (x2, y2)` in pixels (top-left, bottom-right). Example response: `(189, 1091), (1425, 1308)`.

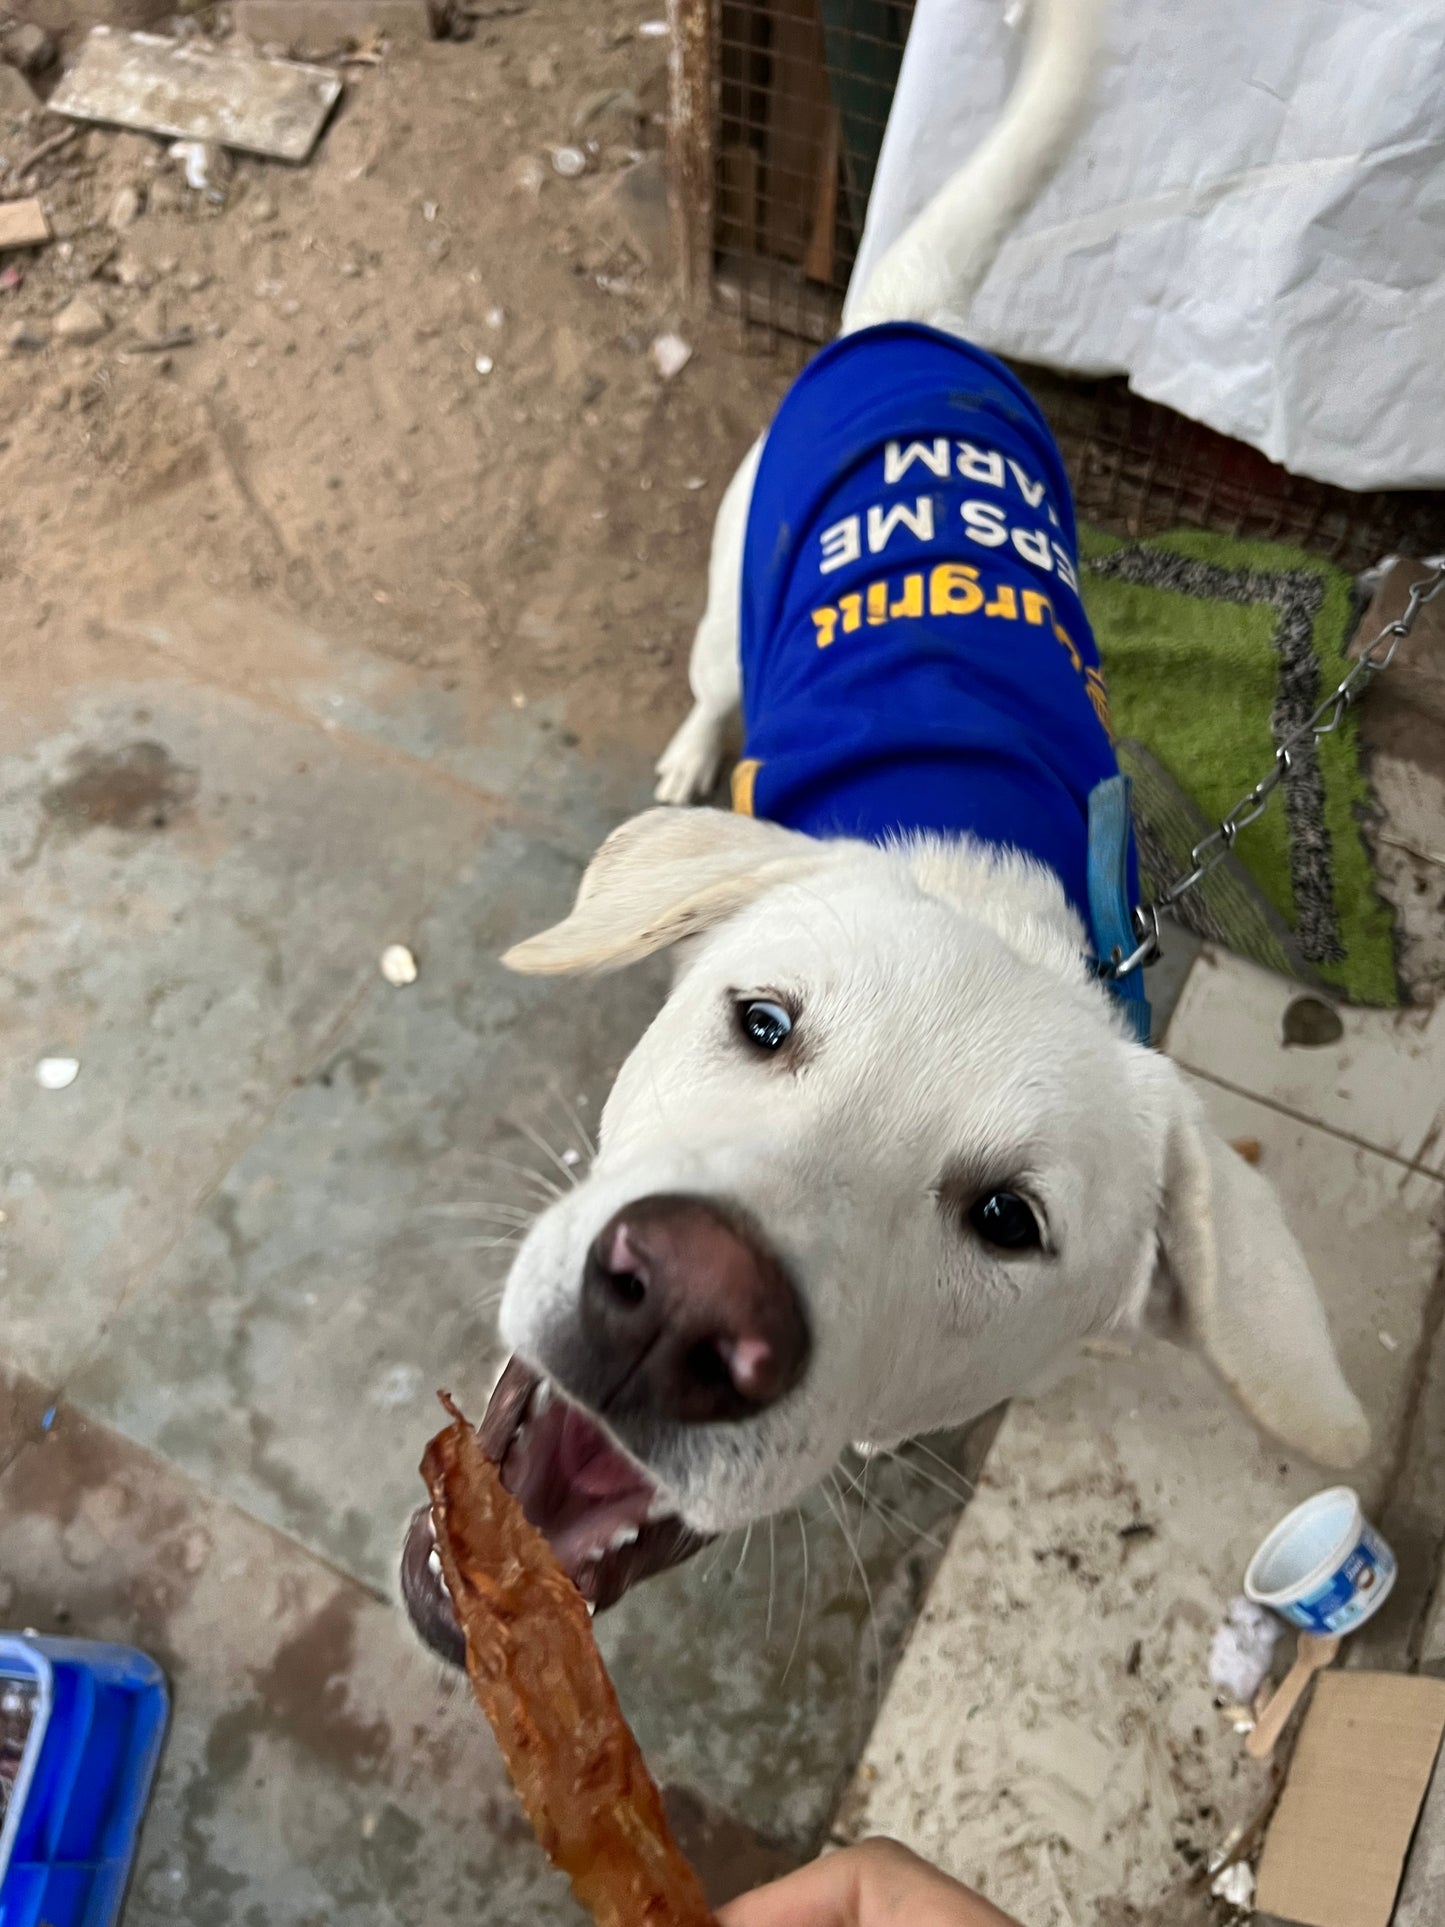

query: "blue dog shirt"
(735, 322), (1131, 934)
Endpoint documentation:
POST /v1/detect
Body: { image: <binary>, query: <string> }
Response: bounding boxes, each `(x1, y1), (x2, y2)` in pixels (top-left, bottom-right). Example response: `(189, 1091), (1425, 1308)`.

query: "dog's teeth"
(427, 1547), (443, 1579)
(852, 1439), (881, 1459)
(608, 1524), (639, 1552)
(586, 1600), (596, 1617)
(533, 1378), (553, 1417)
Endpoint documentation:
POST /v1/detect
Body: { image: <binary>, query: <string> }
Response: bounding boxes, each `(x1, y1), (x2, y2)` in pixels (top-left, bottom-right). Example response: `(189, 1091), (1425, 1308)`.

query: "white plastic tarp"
(851, 0), (1445, 490)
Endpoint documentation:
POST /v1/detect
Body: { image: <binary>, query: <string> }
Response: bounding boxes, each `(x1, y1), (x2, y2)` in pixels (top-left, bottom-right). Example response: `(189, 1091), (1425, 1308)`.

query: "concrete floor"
(839, 955), (1445, 1925)
(2, 569), (1441, 1925)
(836, 566), (1445, 1926)
(0, 594), (991, 1923)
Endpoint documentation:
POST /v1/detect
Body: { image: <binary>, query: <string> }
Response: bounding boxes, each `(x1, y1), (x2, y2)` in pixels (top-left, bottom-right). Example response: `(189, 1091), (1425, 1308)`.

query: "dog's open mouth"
(401, 1357), (712, 1663)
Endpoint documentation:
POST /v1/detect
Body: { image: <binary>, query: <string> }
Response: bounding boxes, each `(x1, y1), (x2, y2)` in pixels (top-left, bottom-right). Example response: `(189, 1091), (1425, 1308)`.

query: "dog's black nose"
(581, 1195), (809, 1424)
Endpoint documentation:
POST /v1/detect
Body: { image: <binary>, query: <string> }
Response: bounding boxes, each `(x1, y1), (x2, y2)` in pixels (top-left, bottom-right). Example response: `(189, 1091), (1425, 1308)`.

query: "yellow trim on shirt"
(732, 758), (761, 816)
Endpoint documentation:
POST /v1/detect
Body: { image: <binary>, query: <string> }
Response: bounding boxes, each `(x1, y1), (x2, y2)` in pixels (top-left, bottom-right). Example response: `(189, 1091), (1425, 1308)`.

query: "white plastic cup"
(1244, 1486), (1396, 1635)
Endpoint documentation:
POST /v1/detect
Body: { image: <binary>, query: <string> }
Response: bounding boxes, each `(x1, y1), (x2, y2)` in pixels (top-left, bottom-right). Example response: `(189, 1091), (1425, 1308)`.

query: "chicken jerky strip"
(421, 1397), (715, 1927)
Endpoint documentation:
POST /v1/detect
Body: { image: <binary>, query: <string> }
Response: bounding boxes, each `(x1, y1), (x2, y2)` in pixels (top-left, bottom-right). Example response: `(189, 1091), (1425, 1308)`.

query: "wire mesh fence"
(1025, 367), (1445, 572)
(713, 0), (911, 336)
(678, 0), (1445, 567)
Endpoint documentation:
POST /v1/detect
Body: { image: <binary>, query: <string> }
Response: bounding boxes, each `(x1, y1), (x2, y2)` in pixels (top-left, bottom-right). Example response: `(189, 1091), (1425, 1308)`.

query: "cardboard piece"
(1256, 1671), (1445, 1927)
(48, 28), (341, 164)
(0, 200), (52, 249)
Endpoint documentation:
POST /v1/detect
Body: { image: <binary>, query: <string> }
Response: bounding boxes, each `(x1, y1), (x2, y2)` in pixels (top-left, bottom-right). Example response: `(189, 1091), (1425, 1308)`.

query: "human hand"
(718, 1838), (1023, 1927)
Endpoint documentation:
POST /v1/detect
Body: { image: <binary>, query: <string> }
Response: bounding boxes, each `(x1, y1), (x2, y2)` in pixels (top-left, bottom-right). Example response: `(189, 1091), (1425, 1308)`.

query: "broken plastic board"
(48, 28), (341, 164)
(1255, 1671), (1445, 1927)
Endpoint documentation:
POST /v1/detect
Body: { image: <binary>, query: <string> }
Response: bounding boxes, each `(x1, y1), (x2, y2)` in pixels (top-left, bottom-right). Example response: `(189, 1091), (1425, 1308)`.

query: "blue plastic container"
(0, 1635), (168, 1927)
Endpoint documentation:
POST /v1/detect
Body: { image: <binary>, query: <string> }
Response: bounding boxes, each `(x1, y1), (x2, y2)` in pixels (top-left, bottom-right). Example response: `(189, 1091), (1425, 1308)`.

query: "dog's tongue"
(477, 1354), (713, 1608)
(555, 1403), (652, 1499)
(402, 1357), (716, 1660)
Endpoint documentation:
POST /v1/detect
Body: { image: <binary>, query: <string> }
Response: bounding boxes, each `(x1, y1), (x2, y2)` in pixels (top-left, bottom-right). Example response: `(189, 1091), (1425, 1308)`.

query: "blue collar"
(1086, 774), (1151, 1044)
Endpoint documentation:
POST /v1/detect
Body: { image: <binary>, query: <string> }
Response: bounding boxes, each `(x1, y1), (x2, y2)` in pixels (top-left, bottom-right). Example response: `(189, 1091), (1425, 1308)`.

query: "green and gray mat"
(1080, 528), (1398, 1008)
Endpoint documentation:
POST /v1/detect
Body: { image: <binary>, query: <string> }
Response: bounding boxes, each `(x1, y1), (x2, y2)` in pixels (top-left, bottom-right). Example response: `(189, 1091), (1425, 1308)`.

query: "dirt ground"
(1, 1), (795, 761)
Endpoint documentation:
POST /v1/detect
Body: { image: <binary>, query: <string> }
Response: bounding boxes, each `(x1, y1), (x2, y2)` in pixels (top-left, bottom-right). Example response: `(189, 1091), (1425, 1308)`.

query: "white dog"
(402, 0), (1367, 1657)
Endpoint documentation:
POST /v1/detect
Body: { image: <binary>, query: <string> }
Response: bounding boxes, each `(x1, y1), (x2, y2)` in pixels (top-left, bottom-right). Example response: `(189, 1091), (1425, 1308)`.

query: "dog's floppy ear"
(503, 807), (835, 975)
(1148, 1061), (1370, 1468)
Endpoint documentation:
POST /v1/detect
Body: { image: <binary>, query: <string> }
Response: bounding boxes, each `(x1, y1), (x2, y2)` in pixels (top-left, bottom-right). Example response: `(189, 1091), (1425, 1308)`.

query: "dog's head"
(402, 808), (1368, 1653)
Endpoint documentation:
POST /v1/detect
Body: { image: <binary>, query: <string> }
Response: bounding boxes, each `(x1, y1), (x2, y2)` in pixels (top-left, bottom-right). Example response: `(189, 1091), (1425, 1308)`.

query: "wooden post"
(759, 0), (832, 268)
(666, 0), (715, 312)
(803, 106), (841, 286)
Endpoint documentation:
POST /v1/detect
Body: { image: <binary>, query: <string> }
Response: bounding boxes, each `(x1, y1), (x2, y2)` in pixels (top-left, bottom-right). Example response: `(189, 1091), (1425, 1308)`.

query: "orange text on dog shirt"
(808, 565), (1111, 736)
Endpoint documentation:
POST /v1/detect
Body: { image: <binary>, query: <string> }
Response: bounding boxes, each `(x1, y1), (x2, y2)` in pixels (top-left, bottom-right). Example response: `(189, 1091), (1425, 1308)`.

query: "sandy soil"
(0, 1), (797, 761)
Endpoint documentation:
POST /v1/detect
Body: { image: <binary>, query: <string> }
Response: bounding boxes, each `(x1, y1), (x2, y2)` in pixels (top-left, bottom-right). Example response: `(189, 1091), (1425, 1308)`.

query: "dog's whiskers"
(418, 1203), (539, 1232)
(850, 1494), (911, 1551)
(699, 1530), (734, 1580)
(542, 1081), (597, 1164)
(905, 1434), (978, 1498)
(855, 1449), (875, 1543)
(734, 1520), (755, 1580)
(765, 1514), (777, 1644)
(836, 1459), (945, 1552)
(417, 1201), (536, 1220)
(782, 1510), (810, 1684)
(823, 1471), (862, 1608)
(835, 1455), (893, 1542)
(871, 1440), (976, 1512)
(515, 1118), (586, 1192)
(822, 1471), (883, 1718)
(434, 1231), (529, 1254)
(467, 1150), (566, 1203)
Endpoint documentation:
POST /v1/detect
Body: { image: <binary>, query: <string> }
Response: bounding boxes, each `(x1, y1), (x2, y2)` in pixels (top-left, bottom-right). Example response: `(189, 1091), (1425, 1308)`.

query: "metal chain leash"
(1102, 559), (1445, 979)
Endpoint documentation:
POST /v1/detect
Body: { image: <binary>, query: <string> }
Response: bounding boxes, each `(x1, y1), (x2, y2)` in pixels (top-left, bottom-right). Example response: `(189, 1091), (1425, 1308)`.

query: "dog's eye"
(969, 1190), (1041, 1251)
(738, 999), (793, 1052)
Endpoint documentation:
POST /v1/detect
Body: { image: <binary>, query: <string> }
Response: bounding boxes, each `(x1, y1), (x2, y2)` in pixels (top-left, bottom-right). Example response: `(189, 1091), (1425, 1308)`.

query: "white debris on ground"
(169, 140), (231, 202)
(379, 944), (418, 986)
(1208, 1595), (1282, 1705)
(1210, 1859), (1256, 1909)
(35, 1057), (80, 1090)
(649, 331), (691, 381)
(52, 295), (109, 343)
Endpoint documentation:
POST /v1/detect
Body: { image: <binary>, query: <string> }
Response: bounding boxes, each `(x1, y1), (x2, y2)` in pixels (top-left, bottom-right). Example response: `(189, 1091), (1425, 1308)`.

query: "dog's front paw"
(654, 704), (726, 805)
